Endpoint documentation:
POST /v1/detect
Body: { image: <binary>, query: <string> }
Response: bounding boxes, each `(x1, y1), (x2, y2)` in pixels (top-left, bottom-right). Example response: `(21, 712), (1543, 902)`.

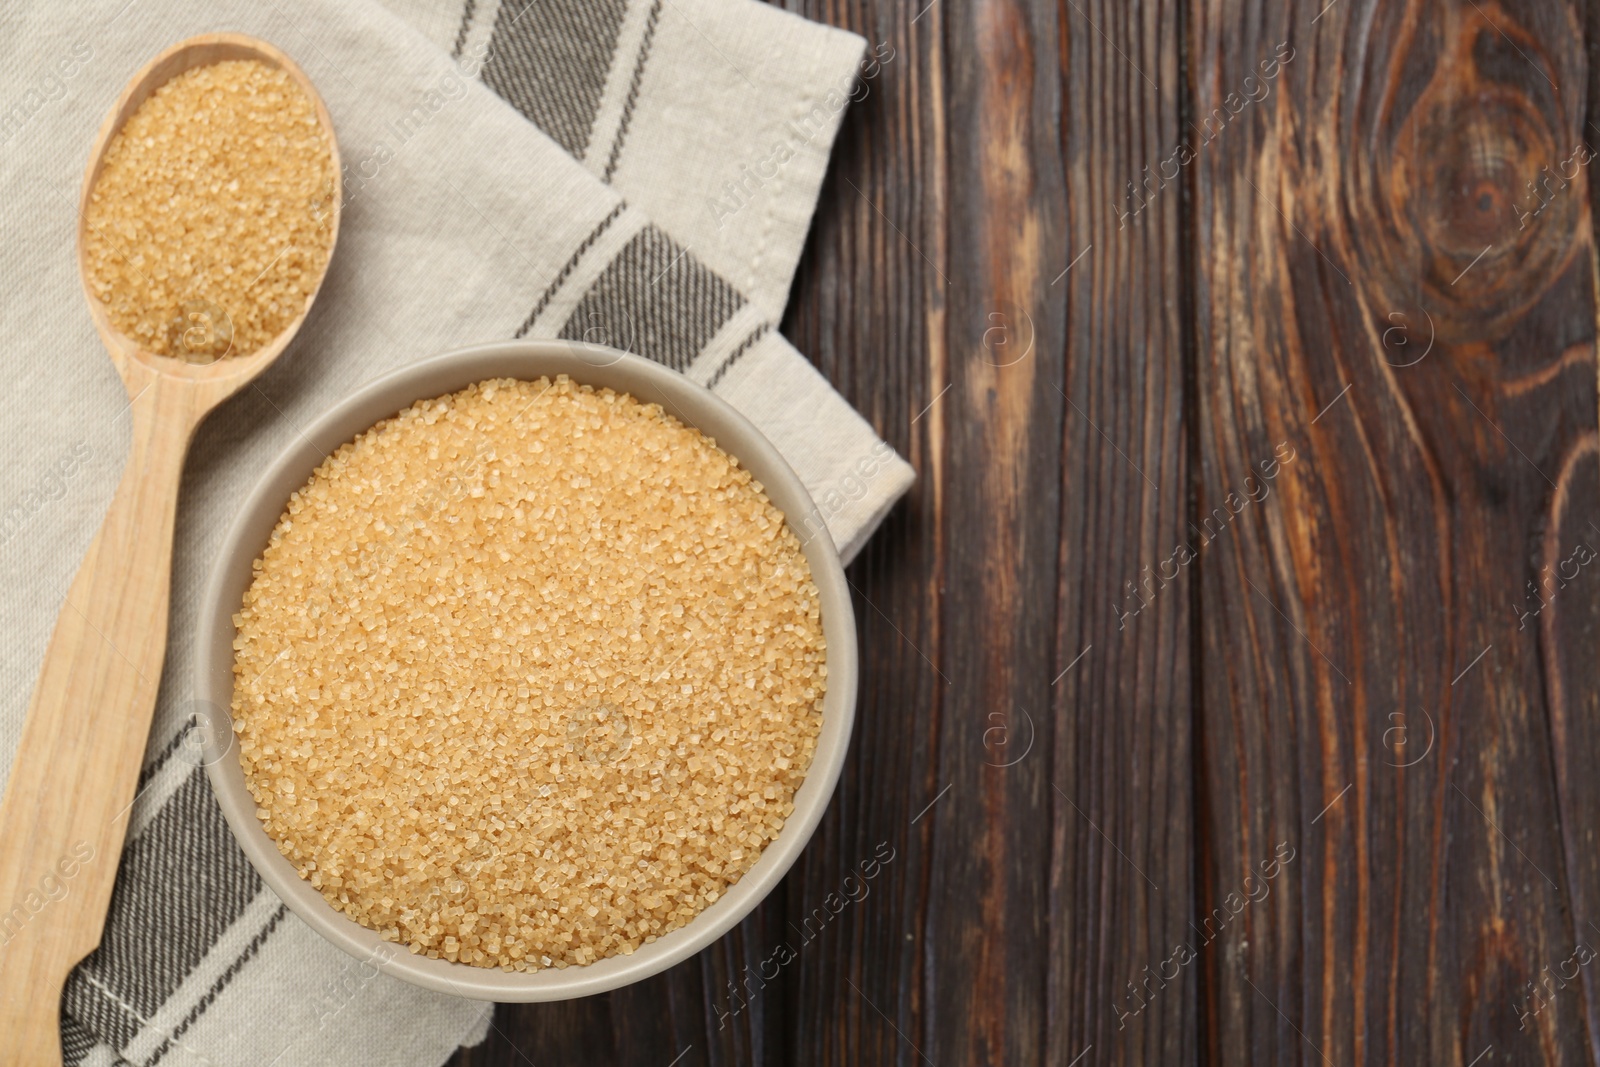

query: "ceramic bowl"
(196, 340), (857, 1001)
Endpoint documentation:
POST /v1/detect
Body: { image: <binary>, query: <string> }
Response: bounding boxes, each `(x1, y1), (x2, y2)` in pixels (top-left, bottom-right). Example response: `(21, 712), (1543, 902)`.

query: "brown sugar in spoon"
(0, 33), (340, 1063)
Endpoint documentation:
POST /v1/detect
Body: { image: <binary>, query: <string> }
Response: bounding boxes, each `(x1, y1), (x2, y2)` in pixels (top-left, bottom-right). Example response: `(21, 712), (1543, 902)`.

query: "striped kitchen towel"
(0, 0), (913, 1063)
(384, 0), (896, 324)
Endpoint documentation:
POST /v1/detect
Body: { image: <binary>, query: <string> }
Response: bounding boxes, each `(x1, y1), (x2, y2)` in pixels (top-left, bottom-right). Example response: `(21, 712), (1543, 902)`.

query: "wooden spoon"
(0, 33), (340, 1063)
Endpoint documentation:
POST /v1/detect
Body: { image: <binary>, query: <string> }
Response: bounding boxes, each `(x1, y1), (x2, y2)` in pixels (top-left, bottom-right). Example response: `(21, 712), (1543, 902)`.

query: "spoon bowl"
(76, 32), (342, 400)
(0, 33), (340, 1064)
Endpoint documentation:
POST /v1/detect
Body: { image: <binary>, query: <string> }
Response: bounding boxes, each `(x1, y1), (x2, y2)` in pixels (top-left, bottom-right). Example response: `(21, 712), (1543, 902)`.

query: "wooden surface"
(450, 0), (1600, 1063)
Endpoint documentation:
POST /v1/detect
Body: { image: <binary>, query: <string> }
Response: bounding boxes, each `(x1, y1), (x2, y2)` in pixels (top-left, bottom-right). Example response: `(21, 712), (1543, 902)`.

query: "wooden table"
(452, 0), (1600, 1062)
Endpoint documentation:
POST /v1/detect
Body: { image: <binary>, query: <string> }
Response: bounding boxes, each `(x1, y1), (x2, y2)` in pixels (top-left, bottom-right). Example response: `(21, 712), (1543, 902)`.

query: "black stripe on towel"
(482, 0), (629, 158)
(450, 0), (476, 58)
(603, 0), (663, 183)
(514, 201), (628, 339)
(145, 904), (290, 1067)
(60, 1011), (99, 1066)
(133, 724), (191, 795)
(707, 323), (772, 389)
(559, 225), (745, 372)
(63, 767), (263, 1052)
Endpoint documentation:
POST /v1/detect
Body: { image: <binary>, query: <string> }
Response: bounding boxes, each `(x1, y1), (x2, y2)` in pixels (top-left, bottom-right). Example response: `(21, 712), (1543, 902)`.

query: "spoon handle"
(0, 378), (194, 1064)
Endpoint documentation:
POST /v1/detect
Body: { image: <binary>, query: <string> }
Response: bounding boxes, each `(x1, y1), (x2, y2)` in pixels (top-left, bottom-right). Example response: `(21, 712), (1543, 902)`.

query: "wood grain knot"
(1370, 3), (1579, 344)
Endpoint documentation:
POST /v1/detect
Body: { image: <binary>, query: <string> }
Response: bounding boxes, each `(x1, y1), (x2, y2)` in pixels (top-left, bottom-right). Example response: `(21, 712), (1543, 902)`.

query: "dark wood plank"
(771, 0), (951, 1063)
(918, 0), (1067, 1060)
(1048, 0), (1197, 1064)
(1188, 0), (1600, 1063)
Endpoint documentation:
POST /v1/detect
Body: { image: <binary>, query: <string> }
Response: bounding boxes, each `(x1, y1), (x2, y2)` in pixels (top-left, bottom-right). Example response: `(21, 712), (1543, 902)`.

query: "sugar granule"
(231, 378), (827, 970)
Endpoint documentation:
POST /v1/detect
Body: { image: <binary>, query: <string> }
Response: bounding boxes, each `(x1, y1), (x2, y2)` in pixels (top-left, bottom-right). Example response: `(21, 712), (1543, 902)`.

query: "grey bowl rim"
(195, 339), (858, 1002)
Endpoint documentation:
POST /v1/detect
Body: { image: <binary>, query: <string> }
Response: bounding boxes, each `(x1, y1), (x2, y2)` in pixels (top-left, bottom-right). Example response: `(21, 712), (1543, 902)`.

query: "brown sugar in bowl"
(196, 341), (857, 1001)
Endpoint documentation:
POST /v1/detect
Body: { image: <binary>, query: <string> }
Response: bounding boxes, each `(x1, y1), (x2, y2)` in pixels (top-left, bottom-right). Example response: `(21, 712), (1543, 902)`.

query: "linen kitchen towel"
(0, 0), (913, 1063)
(383, 0), (883, 322)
